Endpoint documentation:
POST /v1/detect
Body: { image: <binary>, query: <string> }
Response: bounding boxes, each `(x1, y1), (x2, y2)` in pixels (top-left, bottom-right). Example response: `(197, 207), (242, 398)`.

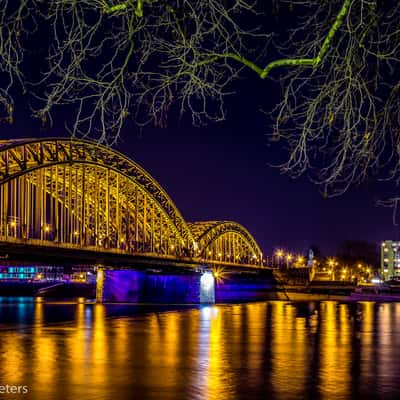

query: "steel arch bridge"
(0, 138), (263, 267)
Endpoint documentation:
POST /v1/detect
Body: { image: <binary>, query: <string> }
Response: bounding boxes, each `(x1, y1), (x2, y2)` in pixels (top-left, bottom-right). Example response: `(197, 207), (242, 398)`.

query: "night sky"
(1, 71), (398, 258)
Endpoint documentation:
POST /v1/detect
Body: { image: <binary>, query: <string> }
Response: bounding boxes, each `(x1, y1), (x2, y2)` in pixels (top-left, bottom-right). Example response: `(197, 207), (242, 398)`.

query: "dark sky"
(113, 113), (398, 258)
(2, 75), (398, 259)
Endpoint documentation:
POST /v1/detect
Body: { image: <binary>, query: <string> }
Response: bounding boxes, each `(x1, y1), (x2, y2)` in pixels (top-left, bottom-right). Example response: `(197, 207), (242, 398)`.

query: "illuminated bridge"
(0, 138), (271, 303)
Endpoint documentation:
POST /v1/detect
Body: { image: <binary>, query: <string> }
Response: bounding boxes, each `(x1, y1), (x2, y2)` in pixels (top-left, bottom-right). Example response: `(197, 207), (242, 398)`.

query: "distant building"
(381, 240), (400, 280)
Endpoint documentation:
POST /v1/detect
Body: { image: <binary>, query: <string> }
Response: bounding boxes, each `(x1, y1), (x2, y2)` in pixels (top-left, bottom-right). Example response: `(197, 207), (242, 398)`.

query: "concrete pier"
(96, 269), (213, 304)
(96, 268), (275, 304)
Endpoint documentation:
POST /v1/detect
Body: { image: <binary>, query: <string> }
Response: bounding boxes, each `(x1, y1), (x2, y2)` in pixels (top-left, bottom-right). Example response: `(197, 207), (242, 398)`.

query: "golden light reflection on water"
(32, 301), (56, 388)
(0, 328), (25, 384)
(376, 303), (400, 394)
(162, 313), (180, 367)
(90, 304), (107, 386)
(269, 302), (308, 400)
(245, 303), (266, 387)
(319, 302), (351, 400)
(360, 301), (374, 389)
(147, 312), (182, 391)
(204, 305), (237, 400)
(2, 300), (400, 399)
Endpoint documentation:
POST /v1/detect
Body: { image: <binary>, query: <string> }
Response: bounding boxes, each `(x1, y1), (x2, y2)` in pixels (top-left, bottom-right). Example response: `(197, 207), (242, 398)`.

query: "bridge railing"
(0, 236), (265, 268)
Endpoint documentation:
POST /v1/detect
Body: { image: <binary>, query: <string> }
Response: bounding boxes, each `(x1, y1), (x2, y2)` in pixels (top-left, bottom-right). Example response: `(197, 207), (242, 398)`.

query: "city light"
(297, 256), (304, 264)
(276, 249), (284, 258)
(328, 258), (337, 267)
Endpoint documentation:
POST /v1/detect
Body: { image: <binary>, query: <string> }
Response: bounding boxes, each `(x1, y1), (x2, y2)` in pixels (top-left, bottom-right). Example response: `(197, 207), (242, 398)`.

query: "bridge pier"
(95, 267), (105, 303)
(95, 268), (277, 304)
(95, 268), (216, 304)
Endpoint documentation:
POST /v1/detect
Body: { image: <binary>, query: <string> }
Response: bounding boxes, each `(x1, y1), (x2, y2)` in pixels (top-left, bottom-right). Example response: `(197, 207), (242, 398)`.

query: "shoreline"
(2, 281), (400, 303)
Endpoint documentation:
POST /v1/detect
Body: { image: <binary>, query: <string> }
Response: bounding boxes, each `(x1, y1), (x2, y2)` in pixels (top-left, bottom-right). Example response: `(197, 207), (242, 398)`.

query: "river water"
(0, 298), (399, 399)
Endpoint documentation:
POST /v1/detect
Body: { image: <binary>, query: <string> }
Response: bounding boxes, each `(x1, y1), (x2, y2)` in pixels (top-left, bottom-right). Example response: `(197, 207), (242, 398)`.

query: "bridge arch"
(0, 138), (194, 255)
(0, 138), (263, 265)
(188, 221), (263, 265)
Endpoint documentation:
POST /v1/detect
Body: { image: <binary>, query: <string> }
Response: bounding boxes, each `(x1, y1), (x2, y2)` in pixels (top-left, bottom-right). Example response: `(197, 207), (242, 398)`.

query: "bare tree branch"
(1, 0), (400, 209)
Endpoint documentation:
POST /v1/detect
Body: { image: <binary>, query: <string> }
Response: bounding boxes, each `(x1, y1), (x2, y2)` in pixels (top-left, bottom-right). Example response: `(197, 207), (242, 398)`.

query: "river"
(0, 298), (399, 399)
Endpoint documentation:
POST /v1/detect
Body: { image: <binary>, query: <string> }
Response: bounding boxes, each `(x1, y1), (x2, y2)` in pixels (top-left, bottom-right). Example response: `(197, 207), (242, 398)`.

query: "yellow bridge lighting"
(0, 138), (264, 268)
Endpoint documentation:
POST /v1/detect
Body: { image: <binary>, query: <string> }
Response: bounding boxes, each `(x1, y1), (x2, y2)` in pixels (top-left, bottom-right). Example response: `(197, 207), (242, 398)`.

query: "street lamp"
(297, 256), (304, 266)
(286, 254), (293, 268)
(44, 224), (51, 240)
(73, 230), (79, 244)
(9, 220), (17, 237)
(328, 258), (336, 268)
(275, 249), (284, 268)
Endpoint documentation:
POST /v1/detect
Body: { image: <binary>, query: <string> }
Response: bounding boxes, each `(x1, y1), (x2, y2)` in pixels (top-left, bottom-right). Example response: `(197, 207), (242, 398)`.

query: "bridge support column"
(94, 268), (216, 304)
(200, 271), (215, 304)
(96, 267), (105, 303)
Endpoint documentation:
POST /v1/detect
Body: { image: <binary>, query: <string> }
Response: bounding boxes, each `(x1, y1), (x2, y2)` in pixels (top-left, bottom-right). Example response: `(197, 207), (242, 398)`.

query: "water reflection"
(0, 300), (400, 399)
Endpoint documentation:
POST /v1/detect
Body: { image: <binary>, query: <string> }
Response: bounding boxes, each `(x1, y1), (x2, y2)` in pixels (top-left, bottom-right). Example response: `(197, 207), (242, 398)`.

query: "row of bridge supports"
(95, 266), (276, 304)
(96, 267), (216, 303)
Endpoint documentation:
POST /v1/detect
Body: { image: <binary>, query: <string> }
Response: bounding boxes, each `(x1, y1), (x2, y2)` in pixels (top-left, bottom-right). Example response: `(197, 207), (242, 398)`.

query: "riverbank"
(0, 281), (95, 298)
(274, 282), (400, 302)
(273, 290), (400, 302)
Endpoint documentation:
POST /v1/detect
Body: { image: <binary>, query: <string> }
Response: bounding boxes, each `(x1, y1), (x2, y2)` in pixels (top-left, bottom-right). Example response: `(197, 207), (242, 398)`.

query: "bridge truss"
(0, 138), (263, 266)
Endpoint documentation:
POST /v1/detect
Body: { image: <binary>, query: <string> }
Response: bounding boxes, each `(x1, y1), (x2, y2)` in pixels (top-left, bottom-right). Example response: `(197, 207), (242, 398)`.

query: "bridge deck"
(0, 237), (267, 272)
